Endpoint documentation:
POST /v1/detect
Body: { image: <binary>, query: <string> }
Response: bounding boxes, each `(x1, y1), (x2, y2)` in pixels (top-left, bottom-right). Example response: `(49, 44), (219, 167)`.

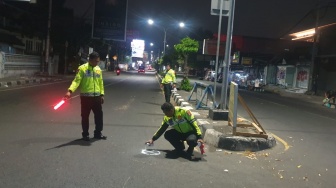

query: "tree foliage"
(174, 37), (199, 77)
(180, 76), (193, 91)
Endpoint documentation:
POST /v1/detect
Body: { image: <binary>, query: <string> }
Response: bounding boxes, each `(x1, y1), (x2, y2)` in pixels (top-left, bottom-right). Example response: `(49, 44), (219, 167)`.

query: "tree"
(174, 37), (199, 77)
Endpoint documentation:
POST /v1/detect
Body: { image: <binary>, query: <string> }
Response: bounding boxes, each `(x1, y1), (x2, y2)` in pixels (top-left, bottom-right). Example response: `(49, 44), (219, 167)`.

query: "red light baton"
(198, 141), (205, 154)
(54, 98), (67, 110)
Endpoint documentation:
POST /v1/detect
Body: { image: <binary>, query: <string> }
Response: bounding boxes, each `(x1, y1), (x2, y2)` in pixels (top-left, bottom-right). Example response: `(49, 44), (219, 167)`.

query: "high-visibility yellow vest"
(152, 107), (202, 140)
(161, 69), (176, 84)
(68, 62), (104, 96)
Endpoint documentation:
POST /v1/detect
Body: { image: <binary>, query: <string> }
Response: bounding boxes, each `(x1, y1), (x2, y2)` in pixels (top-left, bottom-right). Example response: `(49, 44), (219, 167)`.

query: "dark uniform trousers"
(80, 96), (103, 137)
(164, 129), (198, 151)
(163, 83), (172, 103)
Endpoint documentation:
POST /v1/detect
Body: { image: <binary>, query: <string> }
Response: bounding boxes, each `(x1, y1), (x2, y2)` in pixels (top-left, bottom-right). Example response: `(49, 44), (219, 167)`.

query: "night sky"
(64, 0), (333, 46)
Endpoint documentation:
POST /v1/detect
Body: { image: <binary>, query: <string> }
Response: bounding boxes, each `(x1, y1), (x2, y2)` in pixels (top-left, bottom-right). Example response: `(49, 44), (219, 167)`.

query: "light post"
(44, 0), (52, 73)
(64, 41), (68, 75)
(106, 54), (109, 71)
(147, 19), (184, 56)
(149, 43), (154, 63)
(113, 55), (117, 70)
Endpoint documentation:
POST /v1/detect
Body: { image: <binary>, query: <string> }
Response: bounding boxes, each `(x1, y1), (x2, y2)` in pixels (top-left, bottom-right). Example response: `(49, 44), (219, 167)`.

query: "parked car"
(217, 72), (233, 84)
(138, 66), (145, 73)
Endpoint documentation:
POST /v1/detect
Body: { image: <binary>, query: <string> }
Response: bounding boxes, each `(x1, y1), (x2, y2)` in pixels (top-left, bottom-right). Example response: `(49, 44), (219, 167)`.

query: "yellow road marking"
(272, 133), (291, 151)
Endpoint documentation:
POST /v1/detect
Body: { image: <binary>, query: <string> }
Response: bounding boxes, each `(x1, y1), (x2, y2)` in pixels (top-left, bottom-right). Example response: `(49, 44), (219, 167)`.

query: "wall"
(0, 51), (41, 78)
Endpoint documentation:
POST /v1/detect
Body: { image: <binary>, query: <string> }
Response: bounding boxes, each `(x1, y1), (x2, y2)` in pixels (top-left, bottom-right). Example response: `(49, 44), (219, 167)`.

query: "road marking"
(272, 133), (290, 151)
(141, 149), (160, 155)
(184, 106), (194, 110)
(197, 119), (210, 124)
(305, 111), (336, 122)
(265, 101), (287, 107)
(191, 112), (200, 116)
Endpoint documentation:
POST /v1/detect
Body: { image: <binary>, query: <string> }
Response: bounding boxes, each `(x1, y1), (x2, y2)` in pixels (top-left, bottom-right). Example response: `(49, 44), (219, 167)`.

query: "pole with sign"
(220, 0), (236, 109)
(210, 0), (235, 109)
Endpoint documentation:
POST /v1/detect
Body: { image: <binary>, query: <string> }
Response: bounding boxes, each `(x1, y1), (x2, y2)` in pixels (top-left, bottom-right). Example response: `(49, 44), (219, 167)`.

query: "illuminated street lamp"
(147, 19), (184, 56)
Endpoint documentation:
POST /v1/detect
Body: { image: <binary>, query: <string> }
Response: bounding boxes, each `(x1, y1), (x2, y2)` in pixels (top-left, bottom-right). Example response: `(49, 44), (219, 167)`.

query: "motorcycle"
(116, 69), (120, 76)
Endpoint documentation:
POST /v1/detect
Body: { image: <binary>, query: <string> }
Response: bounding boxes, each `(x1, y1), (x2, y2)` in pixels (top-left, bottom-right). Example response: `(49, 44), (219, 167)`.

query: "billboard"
(202, 39), (226, 56)
(92, 0), (128, 41)
(131, 39), (145, 58)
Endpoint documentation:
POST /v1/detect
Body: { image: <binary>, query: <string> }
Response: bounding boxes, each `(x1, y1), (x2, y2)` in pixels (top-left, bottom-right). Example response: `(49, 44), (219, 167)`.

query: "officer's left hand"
(101, 96), (104, 104)
(197, 139), (204, 143)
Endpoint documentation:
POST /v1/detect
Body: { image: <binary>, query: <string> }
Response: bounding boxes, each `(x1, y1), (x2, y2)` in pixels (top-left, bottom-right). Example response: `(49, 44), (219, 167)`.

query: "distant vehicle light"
(138, 67), (145, 73)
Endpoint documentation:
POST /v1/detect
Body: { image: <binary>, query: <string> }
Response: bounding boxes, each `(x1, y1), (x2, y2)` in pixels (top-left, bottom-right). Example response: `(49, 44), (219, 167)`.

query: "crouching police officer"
(65, 51), (106, 141)
(146, 102), (204, 159)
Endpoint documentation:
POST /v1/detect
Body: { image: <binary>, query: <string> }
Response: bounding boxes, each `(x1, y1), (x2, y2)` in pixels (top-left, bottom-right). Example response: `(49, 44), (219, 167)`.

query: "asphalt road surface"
(0, 70), (335, 188)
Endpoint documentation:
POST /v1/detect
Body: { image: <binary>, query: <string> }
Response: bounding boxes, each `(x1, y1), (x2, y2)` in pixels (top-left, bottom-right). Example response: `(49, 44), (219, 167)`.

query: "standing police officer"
(65, 52), (106, 141)
(161, 64), (176, 103)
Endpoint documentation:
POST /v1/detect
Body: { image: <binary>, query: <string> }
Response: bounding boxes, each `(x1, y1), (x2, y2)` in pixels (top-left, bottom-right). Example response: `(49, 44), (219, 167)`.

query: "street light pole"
(147, 19), (184, 57)
(64, 41), (68, 75)
(44, 0), (52, 74)
(163, 28), (167, 56)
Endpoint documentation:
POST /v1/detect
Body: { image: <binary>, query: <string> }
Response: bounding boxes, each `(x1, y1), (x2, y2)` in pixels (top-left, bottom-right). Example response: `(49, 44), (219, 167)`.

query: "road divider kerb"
(173, 90), (277, 152)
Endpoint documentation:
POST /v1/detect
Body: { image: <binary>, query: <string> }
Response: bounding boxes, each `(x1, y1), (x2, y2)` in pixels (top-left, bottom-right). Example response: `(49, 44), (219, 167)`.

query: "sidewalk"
(0, 73), (72, 88)
(176, 73), (324, 106)
(263, 84), (324, 105)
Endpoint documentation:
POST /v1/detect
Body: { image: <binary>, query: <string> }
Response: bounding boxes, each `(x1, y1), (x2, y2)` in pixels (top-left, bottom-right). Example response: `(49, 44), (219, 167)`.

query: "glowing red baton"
(54, 99), (66, 110)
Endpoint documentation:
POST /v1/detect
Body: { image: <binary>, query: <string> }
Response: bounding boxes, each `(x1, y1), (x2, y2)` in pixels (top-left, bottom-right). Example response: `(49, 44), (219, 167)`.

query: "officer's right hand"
(65, 91), (71, 99)
(145, 139), (154, 145)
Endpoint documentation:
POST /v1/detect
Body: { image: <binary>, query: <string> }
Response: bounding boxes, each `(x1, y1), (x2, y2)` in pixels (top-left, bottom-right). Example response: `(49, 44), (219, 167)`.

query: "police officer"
(161, 64), (176, 103)
(146, 102), (204, 159)
(65, 51), (106, 141)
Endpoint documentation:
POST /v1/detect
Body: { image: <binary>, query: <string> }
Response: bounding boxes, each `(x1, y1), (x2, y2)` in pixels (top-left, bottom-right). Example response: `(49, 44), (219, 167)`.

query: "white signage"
(131, 39), (145, 58)
(211, 0), (230, 16)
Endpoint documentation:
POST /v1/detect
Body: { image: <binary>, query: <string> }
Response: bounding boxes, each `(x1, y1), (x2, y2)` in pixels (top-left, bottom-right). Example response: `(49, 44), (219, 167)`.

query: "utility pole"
(64, 41), (68, 74)
(220, 0), (236, 109)
(44, 0), (52, 74)
(213, 0), (224, 108)
(163, 28), (167, 56)
(308, 0), (321, 92)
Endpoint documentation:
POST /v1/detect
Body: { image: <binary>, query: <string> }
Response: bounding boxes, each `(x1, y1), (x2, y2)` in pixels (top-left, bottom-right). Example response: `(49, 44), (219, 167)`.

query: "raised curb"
(157, 72), (276, 151)
(0, 77), (59, 88)
(174, 90), (276, 151)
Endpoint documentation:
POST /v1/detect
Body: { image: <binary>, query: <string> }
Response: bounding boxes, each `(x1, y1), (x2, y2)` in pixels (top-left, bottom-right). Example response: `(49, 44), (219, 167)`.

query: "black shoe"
(94, 135), (107, 140)
(171, 149), (184, 156)
(186, 146), (194, 156)
(82, 136), (90, 141)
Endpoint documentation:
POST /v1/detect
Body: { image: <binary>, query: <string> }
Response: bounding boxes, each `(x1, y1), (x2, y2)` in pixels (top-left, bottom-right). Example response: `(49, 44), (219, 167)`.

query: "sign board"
(131, 39), (145, 58)
(232, 51), (240, 64)
(196, 54), (213, 61)
(242, 57), (252, 65)
(92, 0), (128, 41)
(211, 0), (230, 16)
(202, 39), (226, 56)
(228, 81), (238, 133)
